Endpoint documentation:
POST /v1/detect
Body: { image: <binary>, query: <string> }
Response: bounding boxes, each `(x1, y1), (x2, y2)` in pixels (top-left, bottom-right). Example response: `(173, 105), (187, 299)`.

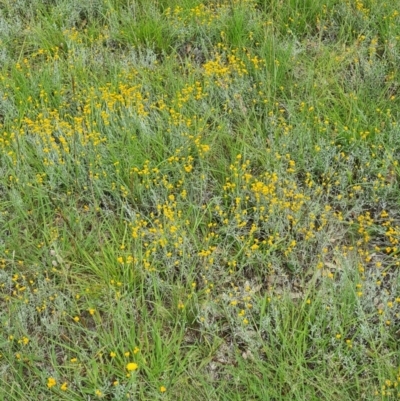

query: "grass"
(0, 0), (400, 399)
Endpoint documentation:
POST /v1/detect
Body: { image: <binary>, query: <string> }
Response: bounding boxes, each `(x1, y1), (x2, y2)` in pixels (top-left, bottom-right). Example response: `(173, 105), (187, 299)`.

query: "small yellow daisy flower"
(47, 377), (57, 388)
(160, 386), (167, 393)
(126, 362), (138, 371)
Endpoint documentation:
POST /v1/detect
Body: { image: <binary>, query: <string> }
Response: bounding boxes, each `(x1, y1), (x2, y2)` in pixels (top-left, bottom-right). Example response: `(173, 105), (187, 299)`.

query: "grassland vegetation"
(0, 0), (400, 399)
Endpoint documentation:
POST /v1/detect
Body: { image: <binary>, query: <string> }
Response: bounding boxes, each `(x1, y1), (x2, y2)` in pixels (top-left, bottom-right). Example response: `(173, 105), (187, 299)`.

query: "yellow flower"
(88, 308), (96, 315)
(73, 316), (80, 322)
(60, 382), (68, 391)
(126, 362), (138, 371)
(160, 385), (167, 393)
(110, 351), (116, 358)
(47, 377), (57, 388)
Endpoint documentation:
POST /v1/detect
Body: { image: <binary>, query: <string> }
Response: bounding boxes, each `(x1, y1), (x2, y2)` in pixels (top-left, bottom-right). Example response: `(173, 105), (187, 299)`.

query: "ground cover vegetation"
(0, 0), (400, 399)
